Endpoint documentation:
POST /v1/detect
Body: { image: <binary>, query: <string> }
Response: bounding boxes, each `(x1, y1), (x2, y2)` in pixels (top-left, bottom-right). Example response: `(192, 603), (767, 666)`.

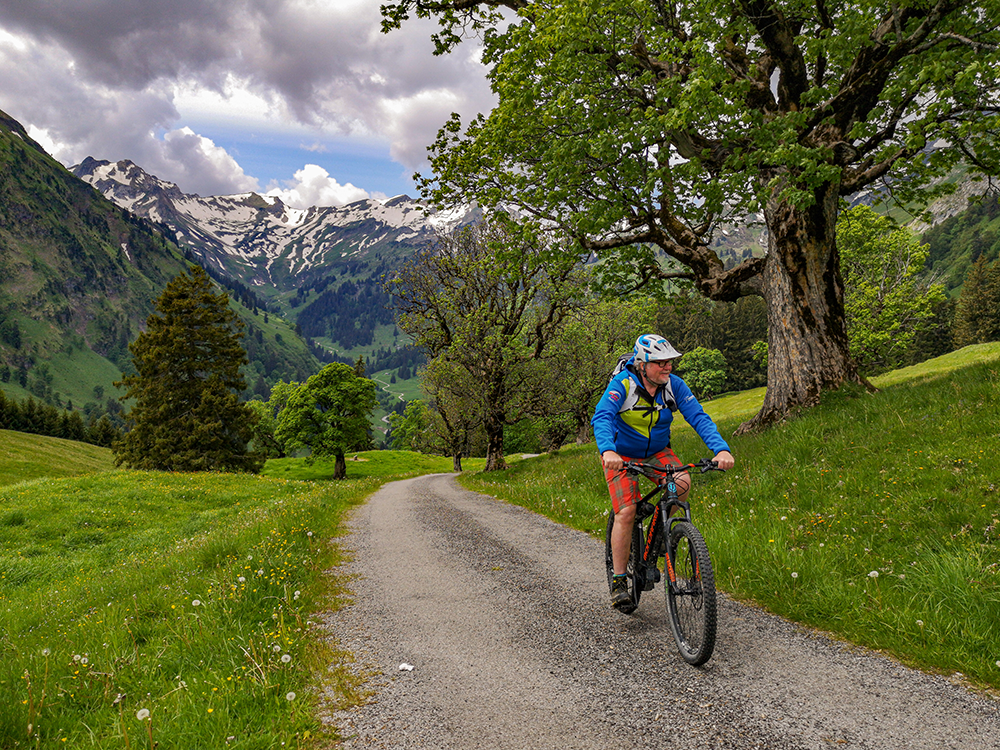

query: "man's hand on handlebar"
(713, 450), (735, 471)
(601, 450), (624, 472)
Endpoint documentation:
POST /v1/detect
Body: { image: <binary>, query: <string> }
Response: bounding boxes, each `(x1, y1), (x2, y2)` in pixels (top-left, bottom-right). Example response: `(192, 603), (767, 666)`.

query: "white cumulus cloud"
(266, 164), (371, 208)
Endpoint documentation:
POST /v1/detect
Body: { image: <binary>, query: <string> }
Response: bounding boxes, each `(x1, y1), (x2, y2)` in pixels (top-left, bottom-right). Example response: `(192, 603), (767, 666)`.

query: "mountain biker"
(592, 334), (735, 610)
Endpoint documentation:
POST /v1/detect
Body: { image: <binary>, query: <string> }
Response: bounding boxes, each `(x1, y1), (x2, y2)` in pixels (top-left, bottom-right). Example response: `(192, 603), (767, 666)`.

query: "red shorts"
(604, 447), (682, 514)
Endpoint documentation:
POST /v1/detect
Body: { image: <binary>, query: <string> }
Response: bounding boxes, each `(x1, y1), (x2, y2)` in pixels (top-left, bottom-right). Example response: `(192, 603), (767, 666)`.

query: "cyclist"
(592, 334), (735, 610)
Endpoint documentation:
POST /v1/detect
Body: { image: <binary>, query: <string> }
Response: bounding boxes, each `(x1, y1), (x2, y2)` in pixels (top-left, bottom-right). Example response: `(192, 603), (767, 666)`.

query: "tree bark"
(334, 451), (347, 480)
(452, 453), (463, 472)
(738, 181), (871, 434)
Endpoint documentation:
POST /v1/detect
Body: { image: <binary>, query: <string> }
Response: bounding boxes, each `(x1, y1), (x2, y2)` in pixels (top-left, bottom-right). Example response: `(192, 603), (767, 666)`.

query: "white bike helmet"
(634, 334), (681, 362)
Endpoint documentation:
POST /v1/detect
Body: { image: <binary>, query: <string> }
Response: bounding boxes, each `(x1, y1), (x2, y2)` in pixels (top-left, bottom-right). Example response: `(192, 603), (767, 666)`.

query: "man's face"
(643, 359), (673, 386)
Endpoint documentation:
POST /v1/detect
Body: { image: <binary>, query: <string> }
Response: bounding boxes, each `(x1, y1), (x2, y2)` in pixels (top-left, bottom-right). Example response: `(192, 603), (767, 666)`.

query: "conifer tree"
(114, 265), (263, 472)
(953, 257), (1000, 348)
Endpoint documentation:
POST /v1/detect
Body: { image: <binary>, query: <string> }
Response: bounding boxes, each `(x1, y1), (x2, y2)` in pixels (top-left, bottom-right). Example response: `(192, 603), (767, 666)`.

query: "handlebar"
(623, 458), (724, 479)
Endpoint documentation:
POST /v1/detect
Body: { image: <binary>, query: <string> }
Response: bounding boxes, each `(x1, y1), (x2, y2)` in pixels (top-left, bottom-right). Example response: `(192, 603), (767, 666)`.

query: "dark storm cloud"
(0, 0), (494, 195)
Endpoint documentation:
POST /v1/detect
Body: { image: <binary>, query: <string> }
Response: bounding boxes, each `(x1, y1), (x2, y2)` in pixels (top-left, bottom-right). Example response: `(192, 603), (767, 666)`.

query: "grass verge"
(1, 470), (376, 748)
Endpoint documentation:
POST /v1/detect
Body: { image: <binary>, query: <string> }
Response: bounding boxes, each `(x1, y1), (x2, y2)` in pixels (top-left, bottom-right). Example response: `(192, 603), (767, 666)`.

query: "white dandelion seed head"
(286, 692), (296, 701)
(192, 600), (201, 607)
(868, 570), (879, 578)
(238, 576), (246, 583)
(916, 620), (924, 627)
(307, 531), (313, 537)
(136, 708), (150, 721)
(80, 656), (89, 665)
(273, 644), (282, 652)
(791, 572), (798, 579)
(41, 648), (51, 657)
(281, 654), (292, 663)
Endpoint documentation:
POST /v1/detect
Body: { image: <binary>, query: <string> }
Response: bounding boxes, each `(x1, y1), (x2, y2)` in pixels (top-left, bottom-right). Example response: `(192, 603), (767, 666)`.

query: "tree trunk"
(483, 418), (507, 471)
(483, 375), (508, 471)
(333, 451), (347, 479)
(738, 183), (871, 434)
(452, 453), (463, 472)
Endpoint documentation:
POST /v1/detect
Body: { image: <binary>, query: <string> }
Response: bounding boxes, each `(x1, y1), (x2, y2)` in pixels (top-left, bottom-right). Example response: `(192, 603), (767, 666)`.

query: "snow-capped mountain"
(72, 157), (475, 291)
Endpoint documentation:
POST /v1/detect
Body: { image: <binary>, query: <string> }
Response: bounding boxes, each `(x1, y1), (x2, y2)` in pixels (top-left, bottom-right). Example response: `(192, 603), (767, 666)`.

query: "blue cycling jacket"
(591, 361), (730, 459)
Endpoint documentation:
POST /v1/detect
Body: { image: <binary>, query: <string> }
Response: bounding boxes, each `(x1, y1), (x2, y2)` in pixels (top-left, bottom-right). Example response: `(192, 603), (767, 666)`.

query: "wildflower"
(80, 656), (89, 665)
(781, 516), (787, 521)
(281, 654), (292, 664)
(286, 692), (296, 701)
(307, 531), (313, 537)
(916, 620), (924, 628)
(273, 644), (282, 652)
(192, 600), (201, 607)
(791, 572), (798, 579)
(136, 709), (150, 721)
(868, 571), (879, 579)
(41, 648), (51, 657)
(238, 576), (246, 583)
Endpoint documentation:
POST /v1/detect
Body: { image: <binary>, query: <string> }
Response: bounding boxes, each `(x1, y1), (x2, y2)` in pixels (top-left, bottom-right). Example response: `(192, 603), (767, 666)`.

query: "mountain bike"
(604, 458), (723, 666)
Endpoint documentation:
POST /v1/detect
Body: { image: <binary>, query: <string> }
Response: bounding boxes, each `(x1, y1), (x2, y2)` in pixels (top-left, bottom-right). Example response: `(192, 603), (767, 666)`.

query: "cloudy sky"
(0, 0), (495, 207)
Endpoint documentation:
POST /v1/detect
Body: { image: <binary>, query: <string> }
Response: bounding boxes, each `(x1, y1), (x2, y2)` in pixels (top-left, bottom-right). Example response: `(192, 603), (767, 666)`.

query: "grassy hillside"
(461, 342), (1000, 689)
(0, 429), (113, 486)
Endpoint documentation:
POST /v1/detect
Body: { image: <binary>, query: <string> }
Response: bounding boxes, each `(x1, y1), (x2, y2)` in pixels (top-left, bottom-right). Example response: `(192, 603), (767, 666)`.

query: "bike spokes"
(665, 522), (717, 666)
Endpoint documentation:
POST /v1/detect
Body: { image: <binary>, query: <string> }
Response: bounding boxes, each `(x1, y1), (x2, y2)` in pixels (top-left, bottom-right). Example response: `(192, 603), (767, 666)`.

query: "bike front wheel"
(664, 521), (717, 665)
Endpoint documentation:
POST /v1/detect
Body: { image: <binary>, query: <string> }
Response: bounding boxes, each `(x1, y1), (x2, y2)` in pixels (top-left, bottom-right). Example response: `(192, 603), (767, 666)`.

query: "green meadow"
(1, 344), (998, 748)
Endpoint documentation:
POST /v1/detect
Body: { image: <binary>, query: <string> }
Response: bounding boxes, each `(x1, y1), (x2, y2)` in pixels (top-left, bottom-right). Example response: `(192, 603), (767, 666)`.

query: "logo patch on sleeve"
(609, 391), (621, 403)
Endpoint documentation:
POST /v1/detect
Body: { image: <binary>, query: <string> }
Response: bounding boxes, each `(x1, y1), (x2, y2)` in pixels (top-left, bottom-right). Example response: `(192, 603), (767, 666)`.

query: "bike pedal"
(643, 568), (661, 590)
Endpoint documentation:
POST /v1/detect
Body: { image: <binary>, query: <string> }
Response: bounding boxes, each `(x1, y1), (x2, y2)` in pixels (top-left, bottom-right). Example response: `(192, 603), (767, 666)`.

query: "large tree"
(383, 0), (1000, 431)
(115, 265), (262, 472)
(388, 218), (582, 470)
(274, 363), (378, 479)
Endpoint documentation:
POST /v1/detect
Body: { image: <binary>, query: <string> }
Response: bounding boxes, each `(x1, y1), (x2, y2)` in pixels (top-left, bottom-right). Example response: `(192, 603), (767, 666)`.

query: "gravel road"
(321, 474), (1000, 749)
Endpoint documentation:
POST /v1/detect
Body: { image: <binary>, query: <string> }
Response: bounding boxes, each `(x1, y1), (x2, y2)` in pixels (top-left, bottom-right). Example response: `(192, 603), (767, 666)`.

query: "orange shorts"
(604, 447), (681, 514)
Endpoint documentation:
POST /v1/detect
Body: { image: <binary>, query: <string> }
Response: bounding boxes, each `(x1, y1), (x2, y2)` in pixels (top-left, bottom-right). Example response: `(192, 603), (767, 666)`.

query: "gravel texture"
(320, 474), (1000, 749)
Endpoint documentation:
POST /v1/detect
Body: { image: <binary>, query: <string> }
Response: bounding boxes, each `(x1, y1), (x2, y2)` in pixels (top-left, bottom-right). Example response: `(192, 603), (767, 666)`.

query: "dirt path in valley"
(321, 474), (1000, 749)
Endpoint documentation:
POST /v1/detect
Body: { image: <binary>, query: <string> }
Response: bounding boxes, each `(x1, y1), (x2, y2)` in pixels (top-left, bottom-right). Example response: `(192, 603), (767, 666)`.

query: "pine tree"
(953, 257), (1000, 348)
(114, 266), (263, 472)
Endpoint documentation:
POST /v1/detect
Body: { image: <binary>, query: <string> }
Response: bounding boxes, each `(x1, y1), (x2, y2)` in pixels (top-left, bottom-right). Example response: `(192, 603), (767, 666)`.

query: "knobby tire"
(665, 521), (717, 666)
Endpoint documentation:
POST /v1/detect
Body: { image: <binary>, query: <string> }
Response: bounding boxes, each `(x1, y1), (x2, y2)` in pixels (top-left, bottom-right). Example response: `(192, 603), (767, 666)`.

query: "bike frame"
(631, 463), (697, 591)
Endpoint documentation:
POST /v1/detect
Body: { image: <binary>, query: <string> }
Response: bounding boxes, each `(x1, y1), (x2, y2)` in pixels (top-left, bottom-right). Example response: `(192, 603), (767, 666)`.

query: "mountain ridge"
(72, 157), (478, 293)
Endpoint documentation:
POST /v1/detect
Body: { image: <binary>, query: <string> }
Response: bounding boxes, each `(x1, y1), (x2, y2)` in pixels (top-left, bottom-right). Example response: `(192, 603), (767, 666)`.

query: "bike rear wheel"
(664, 521), (717, 665)
(604, 511), (642, 613)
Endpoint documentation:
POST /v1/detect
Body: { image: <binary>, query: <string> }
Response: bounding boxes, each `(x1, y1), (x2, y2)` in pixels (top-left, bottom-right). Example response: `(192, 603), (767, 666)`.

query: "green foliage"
(388, 400), (439, 453)
(386, 0), (1000, 428)
(837, 205), (947, 374)
(115, 266), (262, 473)
(389, 218), (584, 470)
(274, 363), (378, 478)
(460, 343), (1000, 689)
(676, 347), (727, 399)
(922, 194), (1000, 293)
(656, 293), (767, 393)
(952, 255), (1000, 348)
